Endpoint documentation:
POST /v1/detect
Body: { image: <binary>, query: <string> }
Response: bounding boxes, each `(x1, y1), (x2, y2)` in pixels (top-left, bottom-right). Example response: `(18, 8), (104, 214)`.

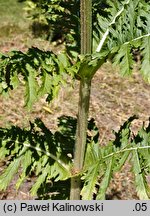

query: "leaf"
(113, 43), (134, 76)
(0, 141), (10, 160)
(30, 164), (49, 196)
(112, 115), (138, 148)
(0, 48), (71, 108)
(38, 70), (52, 97)
(94, 0), (150, 82)
(132, 149), (149, 199)
(24, 64), (38, 109)
(81, 162), (100, 200)
(0, 156), (22, 190)
(16, 149), (32, 190)
(10, 72), (19, 89)
(113, 151), (130, 172)
(57, 52), (71, 69)
(133, 123), (150, 173)
(51, 161), (71, 181)
(140, 37), (150, 82)
(0, 118), (73, 194)
(84, 141), (101, 169)
(96, 156), (113, 200)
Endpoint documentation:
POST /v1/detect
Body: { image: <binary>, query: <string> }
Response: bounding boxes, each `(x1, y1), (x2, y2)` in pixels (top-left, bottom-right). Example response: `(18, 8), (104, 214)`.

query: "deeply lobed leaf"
(0, 48), (73, 109)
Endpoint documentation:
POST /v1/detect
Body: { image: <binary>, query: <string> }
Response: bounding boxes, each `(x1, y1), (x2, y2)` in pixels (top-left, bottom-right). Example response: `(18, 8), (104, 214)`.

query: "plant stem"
(70, 0), (92, 200)
(70, 78), (91, 199)
(80, 0), (92, 54)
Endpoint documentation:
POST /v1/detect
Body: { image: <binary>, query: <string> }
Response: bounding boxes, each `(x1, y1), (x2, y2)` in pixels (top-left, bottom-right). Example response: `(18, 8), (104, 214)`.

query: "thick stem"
(70, 0), (92, 200)
(80, 0), (92, 54)
(70, 78), (91, 199)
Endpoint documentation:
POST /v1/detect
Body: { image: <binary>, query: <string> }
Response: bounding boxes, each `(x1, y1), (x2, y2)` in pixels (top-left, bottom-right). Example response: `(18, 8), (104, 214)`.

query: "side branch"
(103, 145), (150, 160)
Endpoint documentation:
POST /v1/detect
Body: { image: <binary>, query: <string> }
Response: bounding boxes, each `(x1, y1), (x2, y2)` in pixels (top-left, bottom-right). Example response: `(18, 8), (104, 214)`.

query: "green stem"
(80, 0), (92, 54)
(70, 0), (92, 200)
(70, 78), (91, 199)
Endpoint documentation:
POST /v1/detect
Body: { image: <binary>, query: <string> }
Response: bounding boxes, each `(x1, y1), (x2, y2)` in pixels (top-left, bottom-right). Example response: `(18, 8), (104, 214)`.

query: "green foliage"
(0, 47), (72, 108)
(1, 0), (150, 102)
(20, 0), (109, 57)
(81, 116), (150, 200)
(0, 0), (150, 200)
(20, 0), (80, 56)
(0, 117), (74, 198)
(94, 0), (150, 79)
(18, 0), (150, 78)
(141, 37), (150, 82)
(1, 116), (150, 199)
